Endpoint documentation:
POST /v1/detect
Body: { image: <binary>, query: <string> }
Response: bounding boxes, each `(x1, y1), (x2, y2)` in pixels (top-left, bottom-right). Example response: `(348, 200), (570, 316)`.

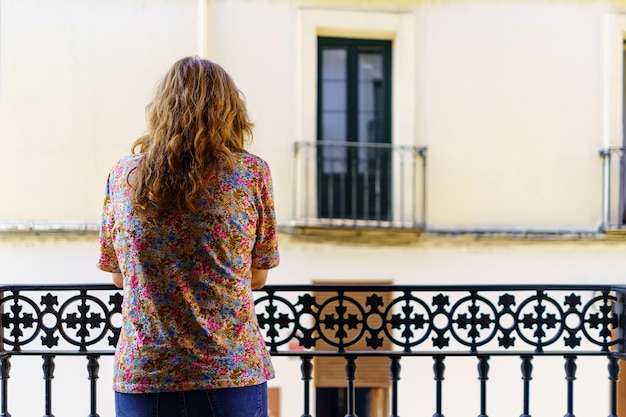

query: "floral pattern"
(98, 152), (279, 393)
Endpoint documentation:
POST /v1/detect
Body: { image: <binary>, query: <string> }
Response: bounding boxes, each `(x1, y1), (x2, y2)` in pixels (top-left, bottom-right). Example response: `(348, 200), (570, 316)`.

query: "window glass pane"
(322, 113), (347, 174)
(322, 80), (346, 112)
(358, 52), (384, 173)
(358, 52), (383, 140)
(359, 51), (383, 121)
(358, 52), (382, 81)
(322, 112), (347, 142)
(322, 49), (346, 80)
(321, 48), (348, 174)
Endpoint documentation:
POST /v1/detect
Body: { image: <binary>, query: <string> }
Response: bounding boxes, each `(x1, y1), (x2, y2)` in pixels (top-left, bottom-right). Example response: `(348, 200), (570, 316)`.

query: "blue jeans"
(115, 383), (268, 417)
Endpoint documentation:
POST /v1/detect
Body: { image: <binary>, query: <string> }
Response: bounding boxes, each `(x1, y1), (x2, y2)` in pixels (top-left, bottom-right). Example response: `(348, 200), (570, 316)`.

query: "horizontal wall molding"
(0, 221), (616, 242)
(0, 221), (100, 235)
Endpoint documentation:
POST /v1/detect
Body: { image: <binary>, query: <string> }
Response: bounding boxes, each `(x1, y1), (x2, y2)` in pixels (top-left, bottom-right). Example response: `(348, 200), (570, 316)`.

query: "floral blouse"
(97, 152), (279, 393)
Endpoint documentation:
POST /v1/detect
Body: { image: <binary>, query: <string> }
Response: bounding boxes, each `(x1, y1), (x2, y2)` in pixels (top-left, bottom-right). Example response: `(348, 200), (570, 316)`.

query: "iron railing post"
(389, 356), (401, 417)
(563, 355), (576, 417)
(87, 354), (100, 417)
(0, 355), (10, 417)
(344, 355), (357, 417)
(608, 356), (619, 417)
(42, 354), (55, 417)
(520, 355), (533, 417)
(433, 355), (445, 417)
(300, 355), (312, 417)
(477, 355), (489, 417)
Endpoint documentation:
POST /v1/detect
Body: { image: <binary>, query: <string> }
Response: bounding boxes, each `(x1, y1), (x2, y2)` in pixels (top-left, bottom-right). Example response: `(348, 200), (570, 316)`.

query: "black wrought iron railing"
(291, 141), (427, 229)
(1, 284), (625, 417)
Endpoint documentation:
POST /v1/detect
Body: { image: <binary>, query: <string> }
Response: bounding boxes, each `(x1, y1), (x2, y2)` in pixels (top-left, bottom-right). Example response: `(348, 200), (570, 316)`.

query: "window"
(293, 10), (424, 230)
(317, 37), (392, 222)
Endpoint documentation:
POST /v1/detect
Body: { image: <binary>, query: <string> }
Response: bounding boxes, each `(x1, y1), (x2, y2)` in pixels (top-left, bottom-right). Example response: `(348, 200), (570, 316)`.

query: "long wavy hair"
(130, 56), (253, 214)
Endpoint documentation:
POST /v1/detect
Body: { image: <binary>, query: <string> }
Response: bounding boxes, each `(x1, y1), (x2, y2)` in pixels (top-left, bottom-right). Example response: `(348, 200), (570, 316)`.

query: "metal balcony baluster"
(413, 148), (427, 227)
(433, 355), (445, 417)
(563, 355), (576, 417)
(608, 356), (619, 417)
(389, 356), (401, 417)
(520, 355), (533, 417)
(300, 355), (312, 417)
(344, 356), (357, 417)
(0, 355), (10, 417)
(87, 355), (100, 417)
(42, 355), (55, 417)
(477, 355), (489, 417)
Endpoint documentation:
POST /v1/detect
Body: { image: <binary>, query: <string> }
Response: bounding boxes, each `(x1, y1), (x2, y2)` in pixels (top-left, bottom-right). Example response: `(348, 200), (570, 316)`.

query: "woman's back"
(98, 151), (279, 393)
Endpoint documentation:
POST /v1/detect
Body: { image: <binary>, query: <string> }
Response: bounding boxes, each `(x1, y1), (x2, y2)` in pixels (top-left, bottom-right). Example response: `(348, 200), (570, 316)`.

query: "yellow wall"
(2, 3), (626, 415)
(0, 0), (200, 220)
(0, 0), (619, 229)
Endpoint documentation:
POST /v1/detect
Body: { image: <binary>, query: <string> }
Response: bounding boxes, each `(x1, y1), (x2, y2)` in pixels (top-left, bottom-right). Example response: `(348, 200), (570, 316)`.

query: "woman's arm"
(251, 268), (269, 290)
(112, 273), (123, 289)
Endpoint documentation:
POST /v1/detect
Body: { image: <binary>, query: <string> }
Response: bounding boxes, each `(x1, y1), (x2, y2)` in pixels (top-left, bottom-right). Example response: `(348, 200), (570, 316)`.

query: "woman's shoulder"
(111, 154), (142, 171)
(232, 152), (271, 172)
(107, 154), (142, 181)
(117, 153), (142, 166)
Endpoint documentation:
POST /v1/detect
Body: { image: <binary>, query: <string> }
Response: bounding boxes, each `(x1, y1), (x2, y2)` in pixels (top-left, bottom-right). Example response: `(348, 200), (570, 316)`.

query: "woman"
(98, 56), (280, 417)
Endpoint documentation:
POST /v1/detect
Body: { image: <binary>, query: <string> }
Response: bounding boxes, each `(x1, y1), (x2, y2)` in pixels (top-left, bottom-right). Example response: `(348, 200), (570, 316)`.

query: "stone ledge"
(285, 225), (424, 246)
(279, 224), (626, 246)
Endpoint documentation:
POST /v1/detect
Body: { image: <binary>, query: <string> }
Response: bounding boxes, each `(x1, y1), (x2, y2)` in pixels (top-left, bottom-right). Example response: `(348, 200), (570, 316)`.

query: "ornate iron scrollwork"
(0, 285), (623, 354)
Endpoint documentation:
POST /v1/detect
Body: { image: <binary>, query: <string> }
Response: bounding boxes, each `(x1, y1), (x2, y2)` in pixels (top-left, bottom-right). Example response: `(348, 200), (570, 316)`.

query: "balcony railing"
(291, 141), (427, 230)
(600, 146), (626, 231)
(1, 283), (625, 417)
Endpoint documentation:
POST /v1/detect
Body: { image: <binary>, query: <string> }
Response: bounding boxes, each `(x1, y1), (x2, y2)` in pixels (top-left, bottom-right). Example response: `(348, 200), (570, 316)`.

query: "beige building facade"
(3, 0), (626, 416)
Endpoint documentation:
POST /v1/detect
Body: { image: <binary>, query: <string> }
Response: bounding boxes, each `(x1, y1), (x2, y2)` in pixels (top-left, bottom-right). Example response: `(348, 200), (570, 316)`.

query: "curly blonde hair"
(130, 56), (253, 214)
